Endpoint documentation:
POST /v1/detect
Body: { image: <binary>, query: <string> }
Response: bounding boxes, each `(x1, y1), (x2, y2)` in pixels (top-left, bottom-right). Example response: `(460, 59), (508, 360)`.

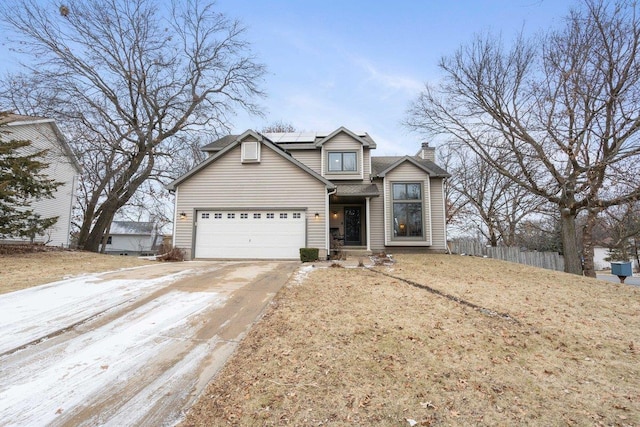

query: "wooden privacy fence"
(450, 240), (565, 272)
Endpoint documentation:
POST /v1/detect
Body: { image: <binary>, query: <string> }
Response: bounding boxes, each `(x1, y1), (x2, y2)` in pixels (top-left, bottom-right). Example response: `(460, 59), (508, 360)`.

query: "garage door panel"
(194, 210), (306, 259)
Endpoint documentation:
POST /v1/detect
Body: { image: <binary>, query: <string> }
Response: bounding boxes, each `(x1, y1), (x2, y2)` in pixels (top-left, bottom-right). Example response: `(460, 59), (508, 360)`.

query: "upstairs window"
(328, 152), (357, 172)
(241, 140), (260, 163)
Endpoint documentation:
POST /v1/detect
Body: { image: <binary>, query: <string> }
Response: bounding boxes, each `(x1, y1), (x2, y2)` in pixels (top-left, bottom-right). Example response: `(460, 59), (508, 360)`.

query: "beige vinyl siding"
(4, 122), (78, 247)
(429, 178), (447, 250)
(322, 134), (363, 180)
(369, 182), (385, 251)
(363, 148), (371, 178)
(174, 142), (328, 259)
(289, 149), (321, 174)
(384, 162), (431, 245)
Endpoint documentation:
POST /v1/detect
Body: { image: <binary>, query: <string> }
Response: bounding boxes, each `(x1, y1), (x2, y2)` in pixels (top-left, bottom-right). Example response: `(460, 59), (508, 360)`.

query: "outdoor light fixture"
(179, 212), (187, 220)
(332, 211), (338, 218)
(315, 212), (320, 219)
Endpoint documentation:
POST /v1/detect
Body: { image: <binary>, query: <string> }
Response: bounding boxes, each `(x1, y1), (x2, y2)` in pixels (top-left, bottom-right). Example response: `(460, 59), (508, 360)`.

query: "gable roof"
(167, 130), (336, 191)
(314, 126), (376, 148)
(200, 134), (238, 152)
(2, 113), (82, 173)
(371, 156), (450, 178)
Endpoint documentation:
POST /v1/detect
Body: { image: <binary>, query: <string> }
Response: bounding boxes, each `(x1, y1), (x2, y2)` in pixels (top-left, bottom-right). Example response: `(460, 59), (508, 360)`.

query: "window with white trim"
(328, 151), (357, 172)
(240, 213), (248, 219)
(267, 213), (274, 219)
(293, 213), (301, 219)
(201, 213), (210, 219)
(280, 213), (287, 219)
(392, 183), (423, 238)
(254, 213), (261, 219)
(227, 213), (235, 219)
(214, 213), (222, 219)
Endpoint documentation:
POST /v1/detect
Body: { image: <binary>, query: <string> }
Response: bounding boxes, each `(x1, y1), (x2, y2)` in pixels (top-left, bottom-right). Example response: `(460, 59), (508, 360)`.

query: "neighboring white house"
(104, 221), (162, 256)
(1, 114), (81, 247)
(594, 246), (640, 271)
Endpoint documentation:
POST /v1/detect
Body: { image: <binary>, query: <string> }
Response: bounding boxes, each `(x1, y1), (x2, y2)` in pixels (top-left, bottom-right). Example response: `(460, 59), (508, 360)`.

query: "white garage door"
(194, 210), (306, 259)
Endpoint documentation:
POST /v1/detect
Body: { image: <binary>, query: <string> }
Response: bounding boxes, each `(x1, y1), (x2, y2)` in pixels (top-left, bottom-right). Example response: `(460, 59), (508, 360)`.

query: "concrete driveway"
(0, 261), (299, 426)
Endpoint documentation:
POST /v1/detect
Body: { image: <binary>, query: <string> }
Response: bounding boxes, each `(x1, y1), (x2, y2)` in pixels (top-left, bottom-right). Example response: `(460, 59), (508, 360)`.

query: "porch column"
(366, 197), (371, 251)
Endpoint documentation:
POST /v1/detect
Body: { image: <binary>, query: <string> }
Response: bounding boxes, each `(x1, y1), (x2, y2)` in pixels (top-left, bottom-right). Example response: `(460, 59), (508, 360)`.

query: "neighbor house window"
(392, 183), (423, 238)
(328, 152), (357, 172)
(106, 236), (112, 245)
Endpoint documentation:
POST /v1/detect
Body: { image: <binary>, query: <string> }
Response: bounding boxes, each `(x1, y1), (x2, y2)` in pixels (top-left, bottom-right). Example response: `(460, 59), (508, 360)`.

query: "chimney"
(417, 142), (435, 162)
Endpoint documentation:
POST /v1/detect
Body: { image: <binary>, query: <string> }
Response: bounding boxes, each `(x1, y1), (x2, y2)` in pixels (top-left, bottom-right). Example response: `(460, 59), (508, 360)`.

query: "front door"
(344, 207), (362, 246)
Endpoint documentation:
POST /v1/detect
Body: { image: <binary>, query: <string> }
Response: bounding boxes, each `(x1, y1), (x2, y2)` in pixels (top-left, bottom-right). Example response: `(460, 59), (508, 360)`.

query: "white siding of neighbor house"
(4, 122), (78, 247)
(321, 133), (364, 181)
(105, 235), (155, 254)
(429, 178), (447, 250)
(289, 149), (321, 174)
(383, 162), (432, 246)
(174, 139), (328, 259)
(369, 186), (385, 251)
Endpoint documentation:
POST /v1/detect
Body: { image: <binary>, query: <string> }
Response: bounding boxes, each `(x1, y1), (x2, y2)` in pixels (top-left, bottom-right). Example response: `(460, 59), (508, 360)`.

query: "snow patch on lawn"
(291, 264), (315, 285)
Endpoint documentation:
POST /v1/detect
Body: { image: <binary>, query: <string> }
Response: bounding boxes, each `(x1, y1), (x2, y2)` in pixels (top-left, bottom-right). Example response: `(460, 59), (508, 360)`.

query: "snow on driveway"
(0, 263), (246, 426)
(0, 268), (195, 355)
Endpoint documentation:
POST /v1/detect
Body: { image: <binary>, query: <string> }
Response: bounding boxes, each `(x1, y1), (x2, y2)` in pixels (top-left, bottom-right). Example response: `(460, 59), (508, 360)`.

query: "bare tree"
(262, 121), (297, 133)
(446, 144), (546, 246)
(1, 0), (265, 251)
(407, 0), (640, 275)
(600, 202), (640, 262)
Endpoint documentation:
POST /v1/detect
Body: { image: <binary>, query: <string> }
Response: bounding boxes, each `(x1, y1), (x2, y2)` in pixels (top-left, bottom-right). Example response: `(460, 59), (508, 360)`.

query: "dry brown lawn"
(183, 254), (640, 426)
(0, 250), (154, 294)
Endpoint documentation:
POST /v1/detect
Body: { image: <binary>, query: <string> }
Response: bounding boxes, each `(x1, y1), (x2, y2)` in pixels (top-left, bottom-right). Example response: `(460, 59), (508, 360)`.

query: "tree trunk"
(582, 209), (598, 278)
(560, 209), (583, 275)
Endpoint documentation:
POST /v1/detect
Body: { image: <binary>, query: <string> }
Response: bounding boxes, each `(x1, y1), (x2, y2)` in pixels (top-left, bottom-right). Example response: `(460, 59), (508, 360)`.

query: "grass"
(0, 250), (154, 294)
(183, 254), (640, 426)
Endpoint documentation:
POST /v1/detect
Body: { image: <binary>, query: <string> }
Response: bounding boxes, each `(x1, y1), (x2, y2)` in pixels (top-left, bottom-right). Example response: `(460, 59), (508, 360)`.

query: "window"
(267, 213), (274, 219)
(227, 213), (235, 219)
(240, 213), (248, 219)
(214, 213), (222, 219)
(280, 213), (288, 219)
(328, 152), (357, 172)
(293, 213), (301, 219)
(201, 213), (210, 219)
(241, 140), (260, 162)
(392, 183), (423, 238)
(106, 236), (112, 245)
(254, 213), (261, 219)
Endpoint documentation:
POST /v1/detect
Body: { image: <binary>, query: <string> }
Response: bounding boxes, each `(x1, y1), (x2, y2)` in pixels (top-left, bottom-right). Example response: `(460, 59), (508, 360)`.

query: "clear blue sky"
(1, 0), (576, 155)
(213, 0), (575, 155)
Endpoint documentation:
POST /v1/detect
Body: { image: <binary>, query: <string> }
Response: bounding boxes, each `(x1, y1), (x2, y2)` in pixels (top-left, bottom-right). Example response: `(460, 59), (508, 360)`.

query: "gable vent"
(241, 140), (260, 163)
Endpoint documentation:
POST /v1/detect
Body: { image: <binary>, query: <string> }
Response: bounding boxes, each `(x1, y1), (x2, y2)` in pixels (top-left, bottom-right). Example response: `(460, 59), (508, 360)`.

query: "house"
(167, 127), (449, 260)
(104, 221), (162, 256)
(1, 113), (81, 247)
